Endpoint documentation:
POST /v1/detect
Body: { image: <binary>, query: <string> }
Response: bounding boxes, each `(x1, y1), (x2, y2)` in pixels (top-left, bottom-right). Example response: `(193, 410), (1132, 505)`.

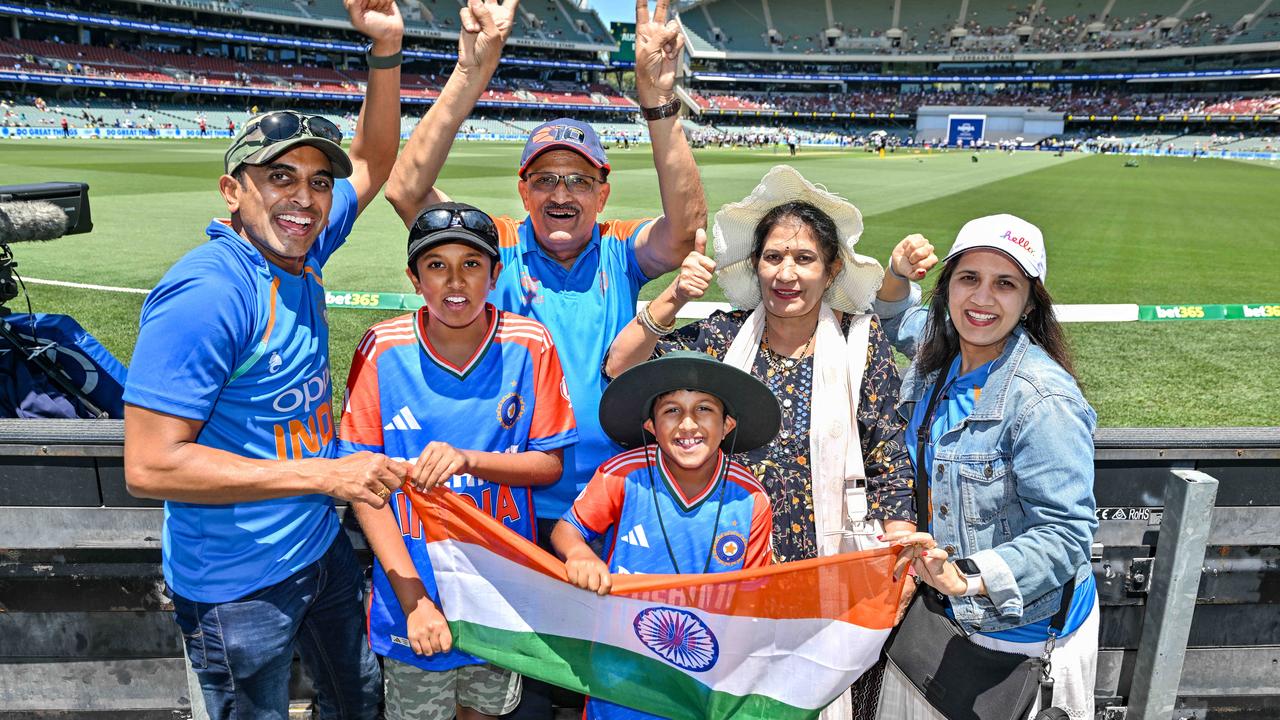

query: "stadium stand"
(676, 0), (1279, 54)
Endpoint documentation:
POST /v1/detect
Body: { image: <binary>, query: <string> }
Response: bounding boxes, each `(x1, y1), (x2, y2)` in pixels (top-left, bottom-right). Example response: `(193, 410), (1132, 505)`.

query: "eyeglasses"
(410, 206), (500, 247)
(524, 172), (604, 195)
(244, 111), (342, 145)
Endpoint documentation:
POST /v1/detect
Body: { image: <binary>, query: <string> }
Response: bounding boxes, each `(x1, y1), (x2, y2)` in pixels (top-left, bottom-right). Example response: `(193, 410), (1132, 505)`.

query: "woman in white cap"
(873, 218), (1099, 719)
(606, 165), (916, 720)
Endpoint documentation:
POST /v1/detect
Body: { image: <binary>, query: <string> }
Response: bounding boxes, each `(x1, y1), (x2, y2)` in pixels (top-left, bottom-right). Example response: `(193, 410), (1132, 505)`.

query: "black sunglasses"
(410, 207), (500, 246)
(247, 111), (343, 145)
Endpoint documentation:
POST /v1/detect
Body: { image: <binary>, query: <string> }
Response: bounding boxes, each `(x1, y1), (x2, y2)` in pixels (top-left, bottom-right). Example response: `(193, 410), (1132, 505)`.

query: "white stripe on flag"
(429, 539), (889, 711)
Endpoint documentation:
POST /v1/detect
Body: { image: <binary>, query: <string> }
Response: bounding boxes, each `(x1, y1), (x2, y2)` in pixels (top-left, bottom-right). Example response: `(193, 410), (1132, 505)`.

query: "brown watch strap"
(641, 98), (682, 121)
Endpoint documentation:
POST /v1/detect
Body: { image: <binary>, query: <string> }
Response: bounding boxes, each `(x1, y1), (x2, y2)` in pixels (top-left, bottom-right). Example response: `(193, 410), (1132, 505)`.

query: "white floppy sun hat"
(712, 165), (884, 313)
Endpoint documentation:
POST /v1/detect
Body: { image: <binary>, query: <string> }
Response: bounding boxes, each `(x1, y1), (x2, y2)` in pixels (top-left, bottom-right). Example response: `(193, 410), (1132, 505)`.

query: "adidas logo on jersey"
(620, 524), (649, 548)
(384, 407), (421, 431)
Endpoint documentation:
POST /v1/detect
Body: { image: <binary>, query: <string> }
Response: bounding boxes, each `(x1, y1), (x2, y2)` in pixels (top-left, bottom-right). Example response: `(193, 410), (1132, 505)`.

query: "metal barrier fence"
(0, 420), (1277, 718)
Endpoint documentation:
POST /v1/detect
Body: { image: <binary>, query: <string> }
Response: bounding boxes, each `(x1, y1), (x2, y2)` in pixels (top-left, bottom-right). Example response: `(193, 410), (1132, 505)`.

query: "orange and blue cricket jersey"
(490, 216), (654, 521)
(338, 304), (577, 671)
(564, 446), (773, 720)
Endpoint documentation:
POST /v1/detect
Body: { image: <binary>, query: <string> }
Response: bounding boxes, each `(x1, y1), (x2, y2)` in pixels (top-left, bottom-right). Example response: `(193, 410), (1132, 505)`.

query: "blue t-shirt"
(907, 355), (1096, 642)
(338, 305), (578, 671)
(124, 180), (358, 604)
(490, 216), (653, 520)
(564, 447), (772, 720)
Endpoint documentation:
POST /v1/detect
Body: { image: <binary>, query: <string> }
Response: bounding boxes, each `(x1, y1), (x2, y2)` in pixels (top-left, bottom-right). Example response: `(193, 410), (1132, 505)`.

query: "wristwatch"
(641, 98), (682, 121)
(365, 42), (403, 70)
(954, 558), (984, 597)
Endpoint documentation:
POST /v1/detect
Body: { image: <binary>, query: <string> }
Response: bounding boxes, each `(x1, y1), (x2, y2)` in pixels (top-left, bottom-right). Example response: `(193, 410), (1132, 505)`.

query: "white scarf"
(723, 303), (881, 720)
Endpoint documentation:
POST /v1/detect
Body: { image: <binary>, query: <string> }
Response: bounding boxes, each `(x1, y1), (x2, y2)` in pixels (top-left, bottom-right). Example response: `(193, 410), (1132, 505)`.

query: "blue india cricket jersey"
(339, 305), (577, 671)
(563, 446), (773, 720)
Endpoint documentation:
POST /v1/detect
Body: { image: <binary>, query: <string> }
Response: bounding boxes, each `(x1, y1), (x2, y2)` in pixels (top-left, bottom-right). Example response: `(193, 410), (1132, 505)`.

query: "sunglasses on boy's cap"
(407, 203), (501, 266)
(518, 118), (610, 178)
(224, 111), (352, 178)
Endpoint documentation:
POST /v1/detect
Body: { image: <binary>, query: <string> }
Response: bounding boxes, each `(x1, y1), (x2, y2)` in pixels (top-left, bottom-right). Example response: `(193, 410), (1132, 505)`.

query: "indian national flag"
(410, 488), (906, 720)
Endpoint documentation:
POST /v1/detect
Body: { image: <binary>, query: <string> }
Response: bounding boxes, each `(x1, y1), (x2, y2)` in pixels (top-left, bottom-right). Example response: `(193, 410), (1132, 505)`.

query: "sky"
(588, 0), (649, 27)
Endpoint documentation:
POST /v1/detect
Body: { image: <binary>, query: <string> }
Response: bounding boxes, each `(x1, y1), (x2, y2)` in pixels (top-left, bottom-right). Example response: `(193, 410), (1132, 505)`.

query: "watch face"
(954, 558), (981, 576)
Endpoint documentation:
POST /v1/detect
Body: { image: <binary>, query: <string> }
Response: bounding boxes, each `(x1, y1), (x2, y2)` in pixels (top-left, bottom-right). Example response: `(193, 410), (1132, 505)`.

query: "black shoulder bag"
(883, 370), (1075, 720)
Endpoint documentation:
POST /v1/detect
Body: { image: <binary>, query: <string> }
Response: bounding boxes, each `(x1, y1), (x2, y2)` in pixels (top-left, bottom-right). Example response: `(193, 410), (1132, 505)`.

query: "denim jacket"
(875, 287), (1098, 633)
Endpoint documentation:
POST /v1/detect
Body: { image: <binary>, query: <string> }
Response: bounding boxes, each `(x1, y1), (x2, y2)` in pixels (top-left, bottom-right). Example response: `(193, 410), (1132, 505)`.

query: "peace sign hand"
(458, 0), (519, 72)
(635, 0), (684, 107)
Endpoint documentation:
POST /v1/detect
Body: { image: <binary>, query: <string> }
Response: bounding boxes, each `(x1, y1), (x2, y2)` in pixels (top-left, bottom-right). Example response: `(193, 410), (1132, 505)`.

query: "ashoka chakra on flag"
(633, 606), (720, 672)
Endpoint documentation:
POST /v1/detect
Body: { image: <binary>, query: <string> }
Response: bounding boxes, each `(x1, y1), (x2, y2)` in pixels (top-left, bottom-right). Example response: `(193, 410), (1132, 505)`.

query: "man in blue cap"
(385, 0), (705, 554)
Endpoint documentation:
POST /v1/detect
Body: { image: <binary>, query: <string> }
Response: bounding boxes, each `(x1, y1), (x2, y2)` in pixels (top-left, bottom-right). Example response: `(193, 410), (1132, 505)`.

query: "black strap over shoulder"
(913, 369), (949, 534)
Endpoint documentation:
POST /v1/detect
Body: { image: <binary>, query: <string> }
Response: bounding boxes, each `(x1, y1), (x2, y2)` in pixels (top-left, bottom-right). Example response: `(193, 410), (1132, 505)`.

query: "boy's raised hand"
(565, 548), (612, 596)
(412, 441), (474, 492)
(405, 598), (453, 656)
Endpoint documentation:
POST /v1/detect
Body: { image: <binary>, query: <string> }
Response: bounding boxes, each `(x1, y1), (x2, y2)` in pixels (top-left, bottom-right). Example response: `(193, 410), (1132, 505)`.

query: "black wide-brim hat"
(599, 351), (781, 453)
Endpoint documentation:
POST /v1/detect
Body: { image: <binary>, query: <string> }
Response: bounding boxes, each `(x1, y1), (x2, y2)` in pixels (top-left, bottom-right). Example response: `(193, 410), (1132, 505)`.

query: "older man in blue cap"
(386, 0), (705, 539)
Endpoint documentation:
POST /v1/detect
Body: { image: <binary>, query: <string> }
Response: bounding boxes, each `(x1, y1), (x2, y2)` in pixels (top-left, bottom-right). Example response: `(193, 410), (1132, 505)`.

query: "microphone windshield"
(0, 201), (70, 244)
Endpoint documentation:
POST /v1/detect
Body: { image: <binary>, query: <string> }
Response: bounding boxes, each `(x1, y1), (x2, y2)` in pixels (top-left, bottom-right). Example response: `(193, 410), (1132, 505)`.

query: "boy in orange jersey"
(551, 351), (780, 720)
(339, 203), (577, 720)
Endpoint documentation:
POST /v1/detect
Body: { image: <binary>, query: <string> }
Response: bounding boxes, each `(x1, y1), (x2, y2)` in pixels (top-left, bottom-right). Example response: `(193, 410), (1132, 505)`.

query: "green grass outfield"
(3, 139), (1278, 426)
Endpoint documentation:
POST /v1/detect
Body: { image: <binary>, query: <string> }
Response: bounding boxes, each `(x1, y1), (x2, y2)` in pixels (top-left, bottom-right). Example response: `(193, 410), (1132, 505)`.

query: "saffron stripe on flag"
(410, 488), (907, 720)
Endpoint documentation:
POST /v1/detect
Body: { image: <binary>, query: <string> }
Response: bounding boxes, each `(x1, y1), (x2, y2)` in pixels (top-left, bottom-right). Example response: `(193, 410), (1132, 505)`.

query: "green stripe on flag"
(450, 619), (824, 720)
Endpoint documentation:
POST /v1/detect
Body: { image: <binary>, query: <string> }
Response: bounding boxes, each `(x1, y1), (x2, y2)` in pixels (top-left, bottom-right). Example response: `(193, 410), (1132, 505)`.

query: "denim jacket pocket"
(957, 456), (1012, 525)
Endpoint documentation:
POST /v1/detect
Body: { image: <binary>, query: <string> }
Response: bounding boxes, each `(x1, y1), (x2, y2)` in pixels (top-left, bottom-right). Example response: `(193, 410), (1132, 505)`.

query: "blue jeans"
(171, 531), (381, 720)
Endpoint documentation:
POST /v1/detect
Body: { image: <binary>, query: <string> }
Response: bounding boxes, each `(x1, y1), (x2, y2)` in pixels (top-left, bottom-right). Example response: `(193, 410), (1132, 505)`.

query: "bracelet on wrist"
(638, 304), (677, 336)
(887, 262), (911, 282)
(365, 42), (403, 70)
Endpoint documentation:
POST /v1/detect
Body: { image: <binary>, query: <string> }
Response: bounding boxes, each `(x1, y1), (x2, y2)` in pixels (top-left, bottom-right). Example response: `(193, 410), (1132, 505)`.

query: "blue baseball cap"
(518, 119), (610, 177)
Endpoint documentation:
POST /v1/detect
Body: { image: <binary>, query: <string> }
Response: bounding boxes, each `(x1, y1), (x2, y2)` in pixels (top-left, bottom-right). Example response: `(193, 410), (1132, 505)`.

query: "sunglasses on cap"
(244, 111), (343, 145)
(409, 206), (500, 247)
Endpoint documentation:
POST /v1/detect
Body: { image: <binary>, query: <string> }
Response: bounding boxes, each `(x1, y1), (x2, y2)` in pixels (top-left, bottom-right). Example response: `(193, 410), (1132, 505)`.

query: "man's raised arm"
(341, 0), (405, 214)
(632, 0), (707, 278)
(385, 0), (519, 226)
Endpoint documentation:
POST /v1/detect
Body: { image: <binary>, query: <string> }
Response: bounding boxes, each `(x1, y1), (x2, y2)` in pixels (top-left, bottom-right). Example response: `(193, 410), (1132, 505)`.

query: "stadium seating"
(678, 0), (1277, 54)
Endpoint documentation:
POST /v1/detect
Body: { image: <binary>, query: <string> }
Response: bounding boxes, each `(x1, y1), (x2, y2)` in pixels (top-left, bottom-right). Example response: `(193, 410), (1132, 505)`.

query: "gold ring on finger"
(376, 486), (392, 501)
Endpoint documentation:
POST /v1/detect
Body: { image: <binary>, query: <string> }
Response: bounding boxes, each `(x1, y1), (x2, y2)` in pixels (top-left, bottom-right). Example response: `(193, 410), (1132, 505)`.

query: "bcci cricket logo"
(497, 392), (525, 429)
(712, 530), (747, 567)
(633, 606), (719, 672)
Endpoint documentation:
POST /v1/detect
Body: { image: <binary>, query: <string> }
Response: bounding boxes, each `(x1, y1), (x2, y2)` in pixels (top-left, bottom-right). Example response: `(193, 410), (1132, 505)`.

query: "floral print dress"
(649, 309), (915, 563)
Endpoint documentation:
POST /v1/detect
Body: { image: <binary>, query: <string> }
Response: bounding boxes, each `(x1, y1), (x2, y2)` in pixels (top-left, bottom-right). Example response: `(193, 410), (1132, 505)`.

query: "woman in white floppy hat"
(605, 165), (918, 720)
(872, 218), (1099, 719)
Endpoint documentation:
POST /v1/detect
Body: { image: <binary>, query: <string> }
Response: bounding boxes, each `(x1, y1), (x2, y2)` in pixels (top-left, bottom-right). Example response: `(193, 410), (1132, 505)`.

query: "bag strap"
(1048, 576), (1077, 635)
(913, 368), (950, 534)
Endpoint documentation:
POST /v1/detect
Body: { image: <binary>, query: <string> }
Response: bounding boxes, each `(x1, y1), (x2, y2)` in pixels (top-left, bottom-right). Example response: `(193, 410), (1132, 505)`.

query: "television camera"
(0, 182), (107, 418)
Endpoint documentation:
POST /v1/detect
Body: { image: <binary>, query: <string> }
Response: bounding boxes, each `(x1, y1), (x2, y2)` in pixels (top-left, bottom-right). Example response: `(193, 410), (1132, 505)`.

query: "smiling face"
(218, 145), (334, 274)
(516, 150), (610, 265)
(946, 248), (1034, 368)
(643, 390), (737, 475)
(406, 241), (500, 330)
(753, 217), (842, 319)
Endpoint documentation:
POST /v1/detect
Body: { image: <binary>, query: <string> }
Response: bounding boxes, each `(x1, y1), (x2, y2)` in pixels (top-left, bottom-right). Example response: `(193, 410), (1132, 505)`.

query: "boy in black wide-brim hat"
(550, 351), (782, 720)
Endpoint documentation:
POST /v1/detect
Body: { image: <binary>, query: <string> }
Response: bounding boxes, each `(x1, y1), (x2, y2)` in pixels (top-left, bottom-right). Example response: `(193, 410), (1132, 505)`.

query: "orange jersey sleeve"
(527, 325), (577, 450)
(567, 469), (627, 539)
(743, 491), (774, 569)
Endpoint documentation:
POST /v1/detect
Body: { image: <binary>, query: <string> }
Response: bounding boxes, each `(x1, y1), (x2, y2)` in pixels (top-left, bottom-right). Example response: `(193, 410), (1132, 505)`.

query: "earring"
(1020, 312), (1029, 321)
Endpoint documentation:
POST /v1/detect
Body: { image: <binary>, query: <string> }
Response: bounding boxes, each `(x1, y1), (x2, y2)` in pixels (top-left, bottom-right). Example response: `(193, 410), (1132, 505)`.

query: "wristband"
(365, 43), (403, 70)
(888, 261), (911, 282)
(641, 98), (682, 121)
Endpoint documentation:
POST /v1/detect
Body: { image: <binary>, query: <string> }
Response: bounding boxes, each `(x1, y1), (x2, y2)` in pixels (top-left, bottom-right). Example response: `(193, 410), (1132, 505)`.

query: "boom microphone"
(0, 182), (93, 245)
(0, 201), (70, 244)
